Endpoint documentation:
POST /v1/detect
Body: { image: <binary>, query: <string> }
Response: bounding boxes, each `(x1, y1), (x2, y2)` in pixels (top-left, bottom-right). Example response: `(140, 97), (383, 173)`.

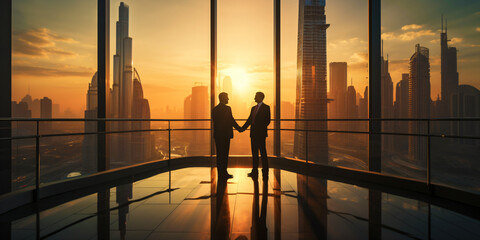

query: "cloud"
(13, 28), (77, 58)
(401, 24), (423, 31)
(350, 52), (368, 63)
(12, 64), (94, 77)
(430, 39), (440, 44)
(476, 27), (480, 32)
(450, 37), (463, 44)
(382, 30), (435, 41)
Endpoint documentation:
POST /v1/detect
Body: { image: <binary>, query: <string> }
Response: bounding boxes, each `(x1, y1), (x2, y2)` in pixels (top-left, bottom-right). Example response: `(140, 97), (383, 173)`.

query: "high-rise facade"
(440, 17), (459, 116)
(294, 0), (330, 163)
(381, 54), (394, 152)
(82, 2), (154, 169)
(184, 84), (209, 156)
(40, 97), (52, 130)
(408, 44), (430, 162)
(329, 62), (347, 120)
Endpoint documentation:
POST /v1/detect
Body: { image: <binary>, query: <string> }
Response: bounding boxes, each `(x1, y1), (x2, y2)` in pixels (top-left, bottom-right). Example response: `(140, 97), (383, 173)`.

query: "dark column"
(97, 189), (110, 240)
(210, 0), (217, 158)
(369, 189), (382, 240)
(273, 169), (281, 240)
(273, 0), (281, 157)
(368, 0), (381, 172)
(0, 0), (12, 195)
(97, 0), (108, 172)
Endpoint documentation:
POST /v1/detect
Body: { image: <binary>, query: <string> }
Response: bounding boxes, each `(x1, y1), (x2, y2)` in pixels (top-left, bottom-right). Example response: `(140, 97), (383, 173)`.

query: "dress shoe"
(247, 170), (258, 178)
(219, 172), (233, 179)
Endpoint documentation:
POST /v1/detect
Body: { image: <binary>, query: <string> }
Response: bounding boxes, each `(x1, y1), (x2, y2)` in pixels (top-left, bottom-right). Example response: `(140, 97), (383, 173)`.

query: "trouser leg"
(251, 138), (259, 170)
(258, 137), (268, 171)
(215, 139), (229, 174)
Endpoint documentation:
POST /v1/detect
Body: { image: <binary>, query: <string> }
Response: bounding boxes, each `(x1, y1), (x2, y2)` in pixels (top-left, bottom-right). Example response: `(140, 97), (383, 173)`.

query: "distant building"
(440, 17), (459, 117)
(184, 84), (209, 156)
(346, 85), (357, 143)
(329, 62), (347, 120)
(450, 85), (480, 145)
(381, 53), (394, 152)
(40, 97), (52, 130)
(294, 0), (330, 163)
(393, 73), (409, 153)
(83, 73), (98, 173)
(408, 44), (431, 162)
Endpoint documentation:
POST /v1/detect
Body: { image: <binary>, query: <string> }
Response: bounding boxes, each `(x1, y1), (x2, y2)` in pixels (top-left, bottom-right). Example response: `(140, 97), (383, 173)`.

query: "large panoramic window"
(280, 0), (368, 170)
(218, 0), (274, 155)
(107, 0), (210, 168)
(381, 0), (480, 193)
(11, 0), (97, 188)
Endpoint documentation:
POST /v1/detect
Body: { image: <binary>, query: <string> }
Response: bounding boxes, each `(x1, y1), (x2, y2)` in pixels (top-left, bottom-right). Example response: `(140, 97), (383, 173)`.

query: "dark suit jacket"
(212, 103), (241, 139)
(243, 103), (271, 139)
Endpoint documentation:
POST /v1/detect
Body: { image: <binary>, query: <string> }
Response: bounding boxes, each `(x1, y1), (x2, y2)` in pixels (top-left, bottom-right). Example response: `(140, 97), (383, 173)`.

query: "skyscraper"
(329, 62), (347, 120)
(40, 97), (52, 131)
(381, 53), (394, 152)
(184, 83), (209, 156)
(408, 44), (430, 162)
(83, 73), (98, 173)
(440, 16), (459, 116)
(80, 2), (155, 168)
(294, 0), (330, 162)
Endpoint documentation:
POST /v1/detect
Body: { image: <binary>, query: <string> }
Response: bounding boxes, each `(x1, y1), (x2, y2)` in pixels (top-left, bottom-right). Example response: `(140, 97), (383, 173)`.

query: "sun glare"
(220, 67), (250, 94)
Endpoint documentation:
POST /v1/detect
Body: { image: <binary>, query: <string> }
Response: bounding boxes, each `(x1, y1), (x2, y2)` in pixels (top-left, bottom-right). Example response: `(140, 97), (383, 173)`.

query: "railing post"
(35, 120), (40, 201)
(368, 0), (382, 173)
(168, 121), (171, 163)
(427, 119), (431, 190)
(273, 0), (281, 157)
(305, 129), (308, 164)
(0, 0), (12, 196)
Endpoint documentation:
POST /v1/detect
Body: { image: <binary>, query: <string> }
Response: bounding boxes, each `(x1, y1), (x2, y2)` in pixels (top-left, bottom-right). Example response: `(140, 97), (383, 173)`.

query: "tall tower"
(329, 62), (347, 119)
(294, 0), (330, 162)
(408, 44), (431, 162)
(108, 2), (154, 166)
(112, 2), (133, 119)
(440, 16), (459, 116)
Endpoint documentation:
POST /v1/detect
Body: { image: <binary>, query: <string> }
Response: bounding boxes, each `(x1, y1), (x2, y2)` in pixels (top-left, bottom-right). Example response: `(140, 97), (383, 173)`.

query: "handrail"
(1, 117), (480, 121)
(1, 117), (479, 206)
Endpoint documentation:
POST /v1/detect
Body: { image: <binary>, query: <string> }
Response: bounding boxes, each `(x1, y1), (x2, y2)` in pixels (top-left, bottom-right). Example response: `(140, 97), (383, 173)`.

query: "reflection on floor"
(4, 167), (480, 240)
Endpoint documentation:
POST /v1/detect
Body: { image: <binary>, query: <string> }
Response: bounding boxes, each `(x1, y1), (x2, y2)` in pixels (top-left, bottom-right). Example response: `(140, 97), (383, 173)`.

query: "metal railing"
(1, 117), (479, 201)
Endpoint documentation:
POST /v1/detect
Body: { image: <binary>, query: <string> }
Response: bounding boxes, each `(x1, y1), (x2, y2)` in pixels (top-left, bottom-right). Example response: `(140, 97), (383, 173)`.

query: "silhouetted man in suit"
(212, 92), (243, 179)
(242, 92), (271, 178)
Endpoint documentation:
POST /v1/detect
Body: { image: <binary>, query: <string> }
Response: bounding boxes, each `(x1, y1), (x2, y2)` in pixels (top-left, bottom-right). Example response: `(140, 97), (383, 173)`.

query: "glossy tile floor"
(3, 167), (480, 240)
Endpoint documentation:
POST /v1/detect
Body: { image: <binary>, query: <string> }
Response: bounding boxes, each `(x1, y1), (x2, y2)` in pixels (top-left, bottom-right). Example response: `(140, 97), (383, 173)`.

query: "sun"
(220, 67), (250, 94)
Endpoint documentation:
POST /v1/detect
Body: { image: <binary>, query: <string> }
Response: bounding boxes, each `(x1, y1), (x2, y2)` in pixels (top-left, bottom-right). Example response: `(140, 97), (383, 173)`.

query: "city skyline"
(11, 0), (480, 118)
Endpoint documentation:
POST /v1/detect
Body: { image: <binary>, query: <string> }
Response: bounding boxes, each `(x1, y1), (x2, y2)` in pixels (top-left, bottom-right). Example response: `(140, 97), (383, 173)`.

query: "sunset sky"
(11, 0), (480, 118)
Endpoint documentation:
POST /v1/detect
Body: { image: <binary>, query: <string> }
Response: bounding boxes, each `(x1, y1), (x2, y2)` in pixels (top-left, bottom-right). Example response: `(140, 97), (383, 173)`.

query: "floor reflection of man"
(117, 183), (132, 240)
(251, 175), (268, 240)
(212, 177), (231, 240)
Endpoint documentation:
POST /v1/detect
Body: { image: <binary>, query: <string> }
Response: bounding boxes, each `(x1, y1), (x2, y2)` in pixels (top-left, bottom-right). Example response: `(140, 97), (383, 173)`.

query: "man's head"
(219, 92), (229, 104)
(254, 92), (265, 103)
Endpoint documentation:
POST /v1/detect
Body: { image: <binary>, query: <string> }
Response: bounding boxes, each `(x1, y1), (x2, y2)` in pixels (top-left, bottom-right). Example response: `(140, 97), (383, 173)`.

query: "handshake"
(237, 126), (247, 133)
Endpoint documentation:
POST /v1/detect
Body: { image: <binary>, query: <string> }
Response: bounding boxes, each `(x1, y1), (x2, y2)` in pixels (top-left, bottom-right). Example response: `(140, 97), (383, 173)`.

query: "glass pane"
(108, 0), (210, 168)
(381, 0), (480, 188)
(216, 0), (274, 156)
(281, 0), (368, 168)
(12, 0), (97, 187)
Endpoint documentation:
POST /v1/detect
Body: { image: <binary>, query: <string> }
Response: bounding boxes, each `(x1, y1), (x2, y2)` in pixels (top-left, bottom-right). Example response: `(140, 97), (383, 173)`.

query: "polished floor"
(2, 167), (480, 240)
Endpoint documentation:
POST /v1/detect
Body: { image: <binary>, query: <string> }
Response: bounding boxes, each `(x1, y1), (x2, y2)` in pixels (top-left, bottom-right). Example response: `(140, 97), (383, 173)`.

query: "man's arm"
(228, 107), (242, 132)
(266, 105), (271, 127)
(242, 108), (253, 131)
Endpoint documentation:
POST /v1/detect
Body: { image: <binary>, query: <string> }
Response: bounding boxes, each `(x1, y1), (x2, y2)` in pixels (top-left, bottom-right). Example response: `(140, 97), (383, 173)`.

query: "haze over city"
(11, 0), (480, 118)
